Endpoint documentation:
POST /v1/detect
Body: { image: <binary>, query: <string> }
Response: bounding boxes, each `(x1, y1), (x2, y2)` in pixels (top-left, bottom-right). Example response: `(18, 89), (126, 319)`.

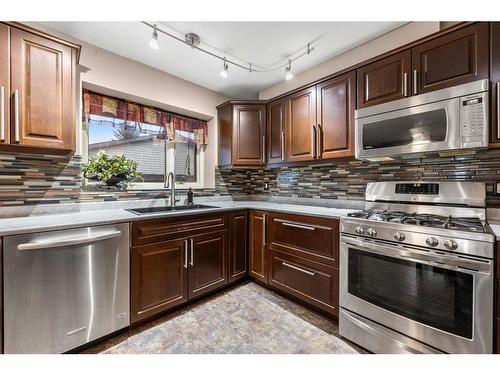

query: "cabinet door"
(188, 230), (228, 299)
(10, 28), (75, 151)
(228, 210), (248, 282)
(412, 23), (489, 94)
(217, 104), (233, 166)
(316, 71), (355, 159)
(286, 86), (316, 162)
(131, 239), (188, 323)
(267, 98), (287, 164)
(491, 22), (500, 145)
(249, 210), (267, 282)
(232, 104), (266, 166)
(356, 50), (411, 109)
(0, 24), (9, 145)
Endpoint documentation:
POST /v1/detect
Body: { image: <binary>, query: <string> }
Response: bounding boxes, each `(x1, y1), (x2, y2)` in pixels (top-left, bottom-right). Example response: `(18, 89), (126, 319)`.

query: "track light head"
(285, 60), (293, 80)
(149, 24), (159, 50)
(220, 58), (229, 78)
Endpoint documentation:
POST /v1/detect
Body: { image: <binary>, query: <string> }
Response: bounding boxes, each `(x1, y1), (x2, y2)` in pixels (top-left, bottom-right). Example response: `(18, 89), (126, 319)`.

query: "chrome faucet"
(165, 172), (180, 206)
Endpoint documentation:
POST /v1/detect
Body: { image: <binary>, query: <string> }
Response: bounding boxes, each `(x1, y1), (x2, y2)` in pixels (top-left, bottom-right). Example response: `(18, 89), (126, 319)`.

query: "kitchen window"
(83, 90), (208, 189)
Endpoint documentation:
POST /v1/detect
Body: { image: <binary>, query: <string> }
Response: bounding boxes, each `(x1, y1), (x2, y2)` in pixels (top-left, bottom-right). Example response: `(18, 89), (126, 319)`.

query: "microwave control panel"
(459, 92), (488, 148)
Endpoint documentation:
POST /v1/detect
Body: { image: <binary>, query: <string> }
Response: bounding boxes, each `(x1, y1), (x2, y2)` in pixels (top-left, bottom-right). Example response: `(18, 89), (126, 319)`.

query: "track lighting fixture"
(285, 60), (293, 80)
(149, 24), (159, 50)
(142, 22), (316, 78)
(220, 58), (229, 78)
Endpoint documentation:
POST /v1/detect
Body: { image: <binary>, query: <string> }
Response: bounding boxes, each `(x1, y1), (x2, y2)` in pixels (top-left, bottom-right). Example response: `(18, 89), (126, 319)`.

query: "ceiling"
(37, 21), (406, 99)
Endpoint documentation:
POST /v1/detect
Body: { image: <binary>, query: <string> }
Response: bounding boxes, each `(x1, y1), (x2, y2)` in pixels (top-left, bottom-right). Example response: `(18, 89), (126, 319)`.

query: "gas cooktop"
(347, 210), (485, 233)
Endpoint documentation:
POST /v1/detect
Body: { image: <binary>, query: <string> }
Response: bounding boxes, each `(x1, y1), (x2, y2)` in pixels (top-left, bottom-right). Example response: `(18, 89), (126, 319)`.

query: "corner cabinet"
(228, 210), (248, 282)
(0, 22), (80, 154)
(267, 98), (287, 164)
(217, 101), (266, 167)
(249, 210), (268, 283)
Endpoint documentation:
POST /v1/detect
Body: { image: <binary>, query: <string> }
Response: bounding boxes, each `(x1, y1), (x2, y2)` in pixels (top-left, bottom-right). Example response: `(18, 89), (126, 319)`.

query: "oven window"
(362, 109), (447, 150)
(348, 248), (473, 339)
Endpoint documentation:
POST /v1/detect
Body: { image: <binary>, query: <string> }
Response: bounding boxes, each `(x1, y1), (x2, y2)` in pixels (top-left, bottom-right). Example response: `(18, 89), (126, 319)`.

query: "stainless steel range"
(339, 181), (495, 354)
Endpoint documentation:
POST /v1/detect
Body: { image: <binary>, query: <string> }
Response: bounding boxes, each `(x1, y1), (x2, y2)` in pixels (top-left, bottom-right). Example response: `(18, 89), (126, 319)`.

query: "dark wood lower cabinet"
(131, 238), (188, 323)
(228, 210), (248, 282)
(188, 231), (228, 299)
(249, 210), (267, 283)
(496, 318), (500, 354)
(269, 249), (339, 317)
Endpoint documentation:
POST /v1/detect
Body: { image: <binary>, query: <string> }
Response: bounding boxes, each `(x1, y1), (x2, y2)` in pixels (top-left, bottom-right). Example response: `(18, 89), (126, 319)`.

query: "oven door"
(355, 97), (459, 160)
(339, 235), (494, 354)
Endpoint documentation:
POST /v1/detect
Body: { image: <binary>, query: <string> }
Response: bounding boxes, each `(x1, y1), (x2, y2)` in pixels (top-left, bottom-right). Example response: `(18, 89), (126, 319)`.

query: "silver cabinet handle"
(262, 135), (265, 163)
(282, 222), (315, 231)
(312, 124), (317, 159)
(281, 131), (285, 161)
(412, 70), (418, 95)
(0, 86), (5, 142)
(282, 261), (316, 276)
(403, 72), (408, 97)
(184, 240), (188, 269)
(317, 123), (322, 158)
(497, 82), (500, 139)
(17, 230), (122, 251)
(190, 238), (194, 266)
(13, 89), (20, 143)
(262, 213), (266, 247)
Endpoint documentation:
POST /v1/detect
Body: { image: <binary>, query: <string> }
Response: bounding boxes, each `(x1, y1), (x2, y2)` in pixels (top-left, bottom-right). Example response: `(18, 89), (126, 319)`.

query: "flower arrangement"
(82, 151), (143, 189)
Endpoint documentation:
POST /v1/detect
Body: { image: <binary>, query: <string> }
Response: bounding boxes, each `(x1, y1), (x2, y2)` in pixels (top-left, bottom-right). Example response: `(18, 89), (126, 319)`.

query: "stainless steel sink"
(125, 204), (219, 215)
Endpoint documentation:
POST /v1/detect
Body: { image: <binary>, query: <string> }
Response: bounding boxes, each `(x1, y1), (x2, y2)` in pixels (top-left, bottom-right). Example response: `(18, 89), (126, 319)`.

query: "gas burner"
(348, 210), (485, 233)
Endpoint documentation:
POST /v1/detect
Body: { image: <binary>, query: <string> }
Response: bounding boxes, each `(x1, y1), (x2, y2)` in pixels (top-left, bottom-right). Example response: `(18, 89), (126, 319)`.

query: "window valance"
(83, 90), (208, 145)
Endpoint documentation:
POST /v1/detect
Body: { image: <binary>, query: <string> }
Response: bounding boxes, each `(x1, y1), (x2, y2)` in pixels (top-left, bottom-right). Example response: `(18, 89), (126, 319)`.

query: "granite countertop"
(0, 201), (357, 237)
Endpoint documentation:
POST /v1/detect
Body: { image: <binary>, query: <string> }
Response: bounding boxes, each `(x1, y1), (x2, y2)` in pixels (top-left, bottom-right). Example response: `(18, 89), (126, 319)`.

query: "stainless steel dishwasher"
(2, 223), (130, 354)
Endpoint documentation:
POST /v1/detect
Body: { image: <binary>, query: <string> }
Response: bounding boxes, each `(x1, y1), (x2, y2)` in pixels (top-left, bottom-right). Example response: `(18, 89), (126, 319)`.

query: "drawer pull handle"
(190, 238), (194, 266)
(282, 222), (315, 231)
(282, 261), (316, 276)
(184, 240), (188, 269)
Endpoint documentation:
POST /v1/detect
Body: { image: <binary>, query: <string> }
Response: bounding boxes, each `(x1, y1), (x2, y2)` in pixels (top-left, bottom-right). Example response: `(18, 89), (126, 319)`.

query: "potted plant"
(82, 150), (143, 189)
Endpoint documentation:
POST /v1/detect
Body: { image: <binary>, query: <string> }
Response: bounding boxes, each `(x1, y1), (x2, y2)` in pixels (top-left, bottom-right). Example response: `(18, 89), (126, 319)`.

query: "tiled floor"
(89, 282), (364, 354)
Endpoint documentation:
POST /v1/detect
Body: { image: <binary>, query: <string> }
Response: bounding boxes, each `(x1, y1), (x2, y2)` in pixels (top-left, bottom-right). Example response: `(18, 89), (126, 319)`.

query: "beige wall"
(258, 22), (441, 100)
(28, 23), (230, 189)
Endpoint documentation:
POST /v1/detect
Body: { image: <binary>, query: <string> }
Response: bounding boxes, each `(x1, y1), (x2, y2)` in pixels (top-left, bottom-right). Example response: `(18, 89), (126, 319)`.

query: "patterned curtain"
(83, 90), (208, 145)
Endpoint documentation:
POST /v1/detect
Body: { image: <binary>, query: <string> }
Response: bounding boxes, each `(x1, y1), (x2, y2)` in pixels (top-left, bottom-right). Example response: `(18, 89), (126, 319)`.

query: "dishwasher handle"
(17, 230), (122, 251)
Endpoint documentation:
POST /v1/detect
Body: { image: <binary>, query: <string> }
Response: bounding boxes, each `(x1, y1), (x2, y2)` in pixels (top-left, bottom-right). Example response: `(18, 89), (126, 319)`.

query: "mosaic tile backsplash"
(215, 148), (500, 207)
(3, 147), (500, 207)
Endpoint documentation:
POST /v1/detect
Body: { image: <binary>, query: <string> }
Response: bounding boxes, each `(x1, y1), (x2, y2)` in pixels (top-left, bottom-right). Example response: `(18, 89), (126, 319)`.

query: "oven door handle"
(342, 237), (492, 274)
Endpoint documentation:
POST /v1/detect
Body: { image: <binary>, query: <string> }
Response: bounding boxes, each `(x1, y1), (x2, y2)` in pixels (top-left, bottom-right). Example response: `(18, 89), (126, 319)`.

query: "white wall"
(258, 22), (441, 100)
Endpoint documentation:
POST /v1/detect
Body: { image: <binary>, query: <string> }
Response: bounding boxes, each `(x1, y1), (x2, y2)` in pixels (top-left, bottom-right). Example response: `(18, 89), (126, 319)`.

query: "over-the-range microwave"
(355, 79), (489, 161)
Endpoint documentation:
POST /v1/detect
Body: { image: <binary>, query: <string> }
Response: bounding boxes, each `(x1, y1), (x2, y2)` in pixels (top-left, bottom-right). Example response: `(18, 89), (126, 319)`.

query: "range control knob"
(444, 239), (458, 250)
(393, 232), (406, 242)
(355, 226), (365, 235)
(367, 228), (377, 237)
(426, 237), (439, 247)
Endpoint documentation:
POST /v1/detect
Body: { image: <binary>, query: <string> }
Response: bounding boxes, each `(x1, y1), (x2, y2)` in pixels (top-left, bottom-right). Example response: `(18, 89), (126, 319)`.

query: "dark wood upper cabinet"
(249, 210), (267, 283)
(217, 101), (266, 167)
(412, 22), (489, 94)
(9, 27), (76, 151)
(228, 210), (248, 282)
(491, 22), (500, 145)
(286, 86), (316, 162)
(188, 230), (227, 299)
(356, 50), (411, 109)
(0, 24), (9, 145)
(316, 71), (355, 159)
(267, 98), (287, 164)
(131, 238), (188, 324)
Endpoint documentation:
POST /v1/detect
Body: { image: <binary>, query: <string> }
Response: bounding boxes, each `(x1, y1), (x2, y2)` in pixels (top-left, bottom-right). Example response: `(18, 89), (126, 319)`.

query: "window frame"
(83, 118), (206, 190)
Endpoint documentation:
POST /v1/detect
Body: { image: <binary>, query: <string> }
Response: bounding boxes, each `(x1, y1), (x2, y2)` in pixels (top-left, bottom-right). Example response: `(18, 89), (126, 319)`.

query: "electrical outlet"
(264, 182), (269, 190)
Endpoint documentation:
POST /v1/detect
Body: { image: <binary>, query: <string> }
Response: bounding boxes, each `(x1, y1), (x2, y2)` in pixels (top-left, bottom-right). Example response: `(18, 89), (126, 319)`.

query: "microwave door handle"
(342, 238), (491, 273)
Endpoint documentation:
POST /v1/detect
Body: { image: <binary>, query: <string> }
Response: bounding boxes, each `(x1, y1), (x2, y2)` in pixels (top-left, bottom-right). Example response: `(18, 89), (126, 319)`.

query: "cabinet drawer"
(269, 249), (339, 316)
(268, 212), (339, 266)
(132, 213), (227, 246)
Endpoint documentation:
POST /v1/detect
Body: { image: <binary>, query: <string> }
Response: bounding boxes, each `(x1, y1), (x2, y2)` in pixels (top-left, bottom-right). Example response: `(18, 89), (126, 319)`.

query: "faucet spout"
(165, 172), (180, 207)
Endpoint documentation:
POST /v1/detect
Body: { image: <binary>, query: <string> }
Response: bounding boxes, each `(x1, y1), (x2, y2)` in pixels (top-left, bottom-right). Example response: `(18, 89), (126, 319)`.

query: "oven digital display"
(395, 183), (439, 195)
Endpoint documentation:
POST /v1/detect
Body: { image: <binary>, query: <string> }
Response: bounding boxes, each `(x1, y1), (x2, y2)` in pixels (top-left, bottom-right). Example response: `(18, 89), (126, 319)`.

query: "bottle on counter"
(187, 187), (194, 205)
